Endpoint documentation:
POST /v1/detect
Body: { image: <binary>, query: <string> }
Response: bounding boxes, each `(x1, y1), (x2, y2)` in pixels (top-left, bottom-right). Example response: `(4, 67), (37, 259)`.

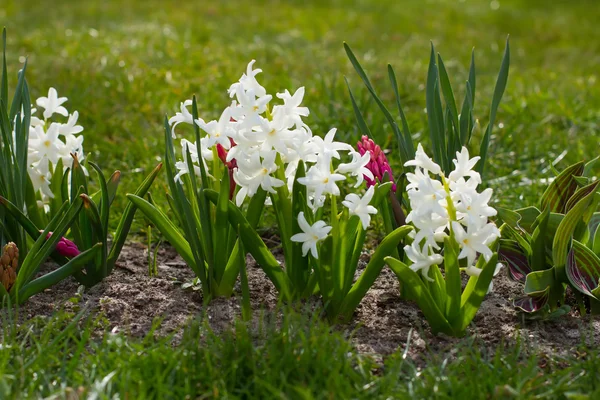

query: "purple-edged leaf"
(514, 287), (550, 313)
(566, 240), (600, 299)
(540, 161), (584, 214)
(499, 240), (531, 283)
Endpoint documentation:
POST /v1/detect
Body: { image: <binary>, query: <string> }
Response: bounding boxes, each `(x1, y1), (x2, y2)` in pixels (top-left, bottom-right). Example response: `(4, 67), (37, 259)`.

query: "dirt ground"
(12, 243), (600, 363)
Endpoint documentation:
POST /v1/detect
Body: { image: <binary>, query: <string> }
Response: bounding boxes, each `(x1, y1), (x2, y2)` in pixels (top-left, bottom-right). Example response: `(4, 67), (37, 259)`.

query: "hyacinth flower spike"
(357, 135), (405, 228)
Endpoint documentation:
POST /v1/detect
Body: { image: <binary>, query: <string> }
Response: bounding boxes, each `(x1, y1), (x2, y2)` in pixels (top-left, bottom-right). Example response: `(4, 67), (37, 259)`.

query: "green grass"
(2, 0), (600, 397)
(2, 0), (600, 231)
(1, 307), (599, 399)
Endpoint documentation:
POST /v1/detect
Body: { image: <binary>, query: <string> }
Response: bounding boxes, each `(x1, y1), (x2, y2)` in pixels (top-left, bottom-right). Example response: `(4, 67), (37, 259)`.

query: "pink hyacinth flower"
(45, 232), (81, 258)
(357, 135), (397, 192)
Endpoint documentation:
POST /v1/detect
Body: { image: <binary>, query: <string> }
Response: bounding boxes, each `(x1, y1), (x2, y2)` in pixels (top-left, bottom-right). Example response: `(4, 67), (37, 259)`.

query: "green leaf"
(497, 207), (522, 230)
(457, 253), (499, 333)
(514, 206), (541, 233)
(14, 198), (82, 294)
(204, 190), (292, 301)
(343, 42), (409, 163)
(344, 77), (372, 139)
(342, 221), (412, 315)
(213, 165), (231, 284)
(17, 244), (102, 304)
(478, 37), (510, 177)
(386, 256), (454, 335)
(1, 28), (7, 108)
(426, 43), (447, 171)
(106, 162), (163, 273)
(459, 50), (476, 145)
(290, 162), (309, 294)
(387, 64), (414, 159)
(126, 194), (195, 271)
(443, 236), (461, 324)
(530, 207), (550, 272)
(437, 53), (460, 157)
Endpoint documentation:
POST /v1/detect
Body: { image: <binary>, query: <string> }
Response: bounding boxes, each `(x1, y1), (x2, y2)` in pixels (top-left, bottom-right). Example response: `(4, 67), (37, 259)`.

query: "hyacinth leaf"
(290, 161), (309, 294)
(426, 44), (448, 172)
(344, 77), (372, 139)
(499, 239), (531, 283)
(1, 28), (7, 105)
(80, 194), (105, 267)
(540, 161), (584, 213)
(9, 58), (27, 124)
(237, 225), (251, 321)
(49, 158), (65, 216)
(478, 37), (510, 177)
(317, 235), (337, 314)
(213, 164), (231, 284)
(106, 162), (162, 275)
(106, 171), (122, 207)
(337, 215), (361, 299)
(457, 253), (499, 333)
(437, 53), (460, 155)
(17, 243), (102, 304)
(14, 198), (82, 294)
(553, 181), (600, 272)
(443, 235), (461, 324)
(127, 194), (195, 269)
(530, 207), (550, 272)
(343, 43), (409, 163)
(184, 146), (212, 281)
(387, 64), (414, 159)
(386, 256), (454, 335)
(204, 189), (292, 300)
(459, 50), (476, 145)
(566, 240), (600, 299)
(219, 189), (267, 294)
(0, 196), (41, 240)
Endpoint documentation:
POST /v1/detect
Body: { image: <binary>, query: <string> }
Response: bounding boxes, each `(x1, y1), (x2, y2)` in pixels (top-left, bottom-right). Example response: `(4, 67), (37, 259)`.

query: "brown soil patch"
(9, 243), (600, 361)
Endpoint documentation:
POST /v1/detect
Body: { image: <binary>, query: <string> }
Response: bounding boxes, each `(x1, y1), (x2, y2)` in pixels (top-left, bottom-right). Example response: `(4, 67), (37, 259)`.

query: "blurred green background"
(2, 0), (599, 232)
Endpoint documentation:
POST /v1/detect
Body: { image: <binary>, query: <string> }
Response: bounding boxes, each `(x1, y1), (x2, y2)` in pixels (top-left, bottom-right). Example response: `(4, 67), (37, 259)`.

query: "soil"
(7, 243), (600, 363)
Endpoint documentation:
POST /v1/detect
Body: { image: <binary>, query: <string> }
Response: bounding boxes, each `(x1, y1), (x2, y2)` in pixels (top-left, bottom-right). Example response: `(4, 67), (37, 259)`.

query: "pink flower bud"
(357, 135), (397, 192)
(45, 232), (81, 258)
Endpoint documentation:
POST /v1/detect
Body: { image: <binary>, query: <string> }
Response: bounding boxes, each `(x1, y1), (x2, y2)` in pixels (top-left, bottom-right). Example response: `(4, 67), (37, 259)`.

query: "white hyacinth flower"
(168, 100), (194, 138)
(290, 212), (331, 259)
(404, 243), (444, 282)
(404, 145), (500, 285)
(342, 186), (378, 230)
(36, 87), (68, 119)
(404, 143), (442, 175)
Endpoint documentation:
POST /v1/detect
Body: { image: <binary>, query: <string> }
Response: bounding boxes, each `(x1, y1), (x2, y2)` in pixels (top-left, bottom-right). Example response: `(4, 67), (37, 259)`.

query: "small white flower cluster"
(169, 61), (381, 259)
(27, 88), (85, 204)
(403, 144), (501, 284)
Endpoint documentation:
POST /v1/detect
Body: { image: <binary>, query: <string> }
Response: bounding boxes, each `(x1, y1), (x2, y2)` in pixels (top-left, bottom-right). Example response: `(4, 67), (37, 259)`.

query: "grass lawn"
(1, 0), (600, 398)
